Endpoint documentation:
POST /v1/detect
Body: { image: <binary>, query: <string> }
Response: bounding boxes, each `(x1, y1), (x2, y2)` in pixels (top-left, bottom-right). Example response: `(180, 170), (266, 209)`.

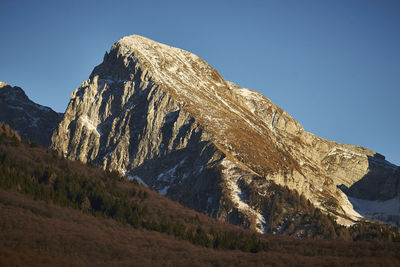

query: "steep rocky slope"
(0, 81), (62, 146)
(51, 35), (400, 232)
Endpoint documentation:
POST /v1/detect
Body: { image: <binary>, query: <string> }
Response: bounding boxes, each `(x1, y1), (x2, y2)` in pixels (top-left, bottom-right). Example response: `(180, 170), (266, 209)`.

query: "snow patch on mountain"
(221, 158), (267, 233)
(79, 116), (100, 136)
(127, 174), (148, 186)
(327, 147), (365, 160)
(159, 185), (170, 196)
(348, 196), (400, 227)
(157, 159), (185, 182)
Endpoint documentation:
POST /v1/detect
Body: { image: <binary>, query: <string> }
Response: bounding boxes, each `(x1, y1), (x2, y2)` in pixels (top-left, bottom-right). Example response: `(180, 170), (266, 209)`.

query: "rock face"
(51, 35), (400, 232)
(0, 81), (62, 146)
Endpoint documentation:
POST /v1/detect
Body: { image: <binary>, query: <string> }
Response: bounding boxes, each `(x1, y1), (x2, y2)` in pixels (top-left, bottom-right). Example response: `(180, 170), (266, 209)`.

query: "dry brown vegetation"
(1, 190), (400, 266)
(0, 123), (400, 266)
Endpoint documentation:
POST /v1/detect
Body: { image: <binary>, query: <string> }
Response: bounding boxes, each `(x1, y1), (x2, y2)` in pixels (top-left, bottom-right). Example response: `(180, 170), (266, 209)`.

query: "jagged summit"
(52, 35), (400, 233)
(109, 34), (226, 90)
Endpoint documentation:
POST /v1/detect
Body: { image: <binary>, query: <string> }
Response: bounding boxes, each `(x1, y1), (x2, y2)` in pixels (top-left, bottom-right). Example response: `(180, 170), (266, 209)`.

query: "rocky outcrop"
(51, 35), (400, 232)
(0, 81), (62, 146)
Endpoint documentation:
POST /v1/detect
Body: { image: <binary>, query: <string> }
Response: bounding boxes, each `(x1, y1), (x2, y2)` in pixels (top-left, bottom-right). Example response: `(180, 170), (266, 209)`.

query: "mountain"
(51, 35), (400, 233)
(0, 81), (62, 146)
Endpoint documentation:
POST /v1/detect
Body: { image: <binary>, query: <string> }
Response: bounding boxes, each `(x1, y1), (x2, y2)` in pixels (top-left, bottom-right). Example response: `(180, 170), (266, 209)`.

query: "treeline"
(0, 123), (268, 253)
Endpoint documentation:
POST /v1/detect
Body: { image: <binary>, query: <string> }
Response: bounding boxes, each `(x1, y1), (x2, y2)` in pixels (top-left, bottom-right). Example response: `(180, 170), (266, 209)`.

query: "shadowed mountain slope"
(0, 81), (62, 146)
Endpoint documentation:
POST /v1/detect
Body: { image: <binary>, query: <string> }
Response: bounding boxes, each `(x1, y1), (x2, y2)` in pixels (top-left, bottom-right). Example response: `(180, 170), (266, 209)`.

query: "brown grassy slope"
(0, 123), (400, 265)
(1, 189), (400, 267)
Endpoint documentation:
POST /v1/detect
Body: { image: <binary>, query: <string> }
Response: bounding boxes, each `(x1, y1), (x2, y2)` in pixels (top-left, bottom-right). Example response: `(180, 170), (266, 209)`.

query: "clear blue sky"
(1, 0), (399, 165)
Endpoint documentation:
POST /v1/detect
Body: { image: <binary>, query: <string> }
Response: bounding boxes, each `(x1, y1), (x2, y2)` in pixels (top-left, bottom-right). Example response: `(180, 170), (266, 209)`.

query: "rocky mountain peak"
(95, 34), (225, 88)
(0, 81), (29, 101)
(51, 35), (400, 233)
(0, 82), (62, 146)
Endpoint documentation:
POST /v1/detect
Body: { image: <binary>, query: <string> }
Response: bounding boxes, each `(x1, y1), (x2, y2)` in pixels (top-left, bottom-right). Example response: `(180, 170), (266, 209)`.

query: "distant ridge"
(0, 81), (62, 146)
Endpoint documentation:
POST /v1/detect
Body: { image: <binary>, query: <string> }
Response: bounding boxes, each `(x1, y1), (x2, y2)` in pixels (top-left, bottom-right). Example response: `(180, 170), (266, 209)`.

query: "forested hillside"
(0, 123), (399, 266)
